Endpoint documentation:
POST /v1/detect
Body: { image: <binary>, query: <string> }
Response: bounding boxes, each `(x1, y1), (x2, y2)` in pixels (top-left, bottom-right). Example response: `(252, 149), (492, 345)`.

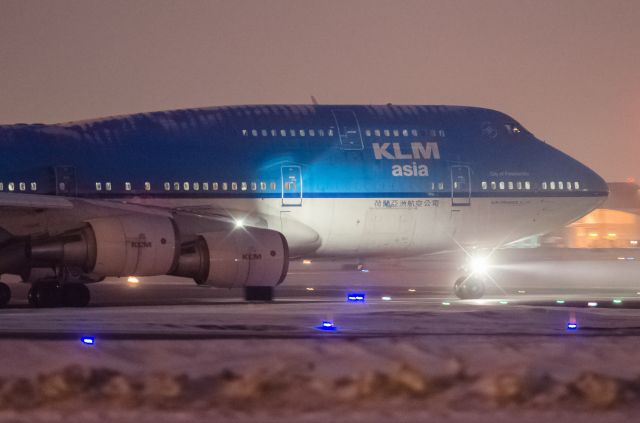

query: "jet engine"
(172, 227), (289, 288)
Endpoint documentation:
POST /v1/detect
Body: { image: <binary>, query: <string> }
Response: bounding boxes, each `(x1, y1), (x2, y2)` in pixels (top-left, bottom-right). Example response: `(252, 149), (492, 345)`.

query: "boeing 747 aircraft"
(0, 104), (607, 307)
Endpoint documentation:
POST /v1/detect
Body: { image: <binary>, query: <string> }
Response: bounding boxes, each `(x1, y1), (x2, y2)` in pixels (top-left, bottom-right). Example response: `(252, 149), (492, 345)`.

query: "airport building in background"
(540, 182), (640, 248)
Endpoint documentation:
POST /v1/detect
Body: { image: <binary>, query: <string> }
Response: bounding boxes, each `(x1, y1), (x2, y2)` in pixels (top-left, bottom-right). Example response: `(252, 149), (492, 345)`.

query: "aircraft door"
(331, 110), (364, 150)
(54, 166), (77, 196)
(450, 165), (471, 207)
(281, 165), (302, 206)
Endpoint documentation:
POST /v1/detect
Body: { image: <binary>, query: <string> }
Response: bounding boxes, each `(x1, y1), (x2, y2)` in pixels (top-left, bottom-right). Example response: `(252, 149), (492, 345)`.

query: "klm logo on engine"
(372, 142), (440, 177)
(131, 241), (152, 248)
(242, 253), (263, 260)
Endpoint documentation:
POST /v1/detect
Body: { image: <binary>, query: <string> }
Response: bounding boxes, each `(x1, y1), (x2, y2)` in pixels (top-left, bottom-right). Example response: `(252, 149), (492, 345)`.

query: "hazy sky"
(1, 0), (638, 182)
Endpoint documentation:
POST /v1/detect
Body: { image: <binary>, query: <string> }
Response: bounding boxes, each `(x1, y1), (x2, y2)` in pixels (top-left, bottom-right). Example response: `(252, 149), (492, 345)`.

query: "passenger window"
(411, 129), (418, 137)
(566, 181), (572, 191)
(574, 181), (580, 190)
(299, 129), (305, 137)
(96, 182), (102, 191)
(144, 182), (151, 191)
(525, 181), (531, 190)
(516, 181), (522, 190)
(251, 182), (257, 191)
(284, 182), (290, 190)
(19, 182), (26, 191)
(193, 182), (200, 191)
(280, 129), (287, 137)
(542, 182), (547, 190)
(558, 181), (564, 190)
(164, 182), (170, 191)
(0, 183), (3, 191)
(222, 182), (228, 191)
(251, 129), (258, 136)
(491, 181), (497, 190)
(384, 129), (390, 137)
(260, 182), (266, 190)
(499, 181), (505, 190)
(106, 182), (112, 191)
(430, 129), (437, 137)
(261, 129), (268, 136)
(439, 130), (446, 137)
(309, 129), (315, 137)
(290, 129), (296, 136)
(550, 181), (556, 190)
(125, 182), (132, 191)
(481, 181), (488, 190)
(183, 182), (190, 191)
(438, 182), (444, 190)
(212, 182), (219, 190)
(174, 182), (180, 191)
(328, 129), (334, 136)
(318, 129), (325, 136)
(508, 181), (514, 190)
(231, 182), (238, 191)
(203, 182), (209, 191)
(393, 129), (399, 137)
(30, 182), (37, 191)
(374, 129), (381, 137)
(402, 129), (409, 137)
(431, 182), (436, 190)
(8, 183), (14, 192)
(241, 182), (247, 191)
(270, 182), (276, 190)
(242, 129), (248, 136)
(270, 129), (277, 136)
(454, 182), (459, 189)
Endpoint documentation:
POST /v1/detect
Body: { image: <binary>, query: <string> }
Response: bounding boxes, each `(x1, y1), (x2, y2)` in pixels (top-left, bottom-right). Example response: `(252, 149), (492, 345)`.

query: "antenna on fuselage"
(310, 95), (319, 105)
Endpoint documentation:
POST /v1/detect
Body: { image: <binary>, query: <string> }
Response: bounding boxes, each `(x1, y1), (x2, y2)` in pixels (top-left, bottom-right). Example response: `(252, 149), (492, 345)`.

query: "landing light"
(80, 336), (95, 345)
(566, 323), (578, 330)
(127, 276), (139, 284)
(234, 219), (245, 228)
(347, 293), (366, 303)
(469, 256), (490, 275)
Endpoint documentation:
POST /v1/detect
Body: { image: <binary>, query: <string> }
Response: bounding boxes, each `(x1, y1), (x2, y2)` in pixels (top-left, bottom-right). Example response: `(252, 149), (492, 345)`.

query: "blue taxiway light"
(566, 323), (578, 331)
(80, 336), (95, 345)
(317, 321), (337, 331)
(347, 293), (366, 303)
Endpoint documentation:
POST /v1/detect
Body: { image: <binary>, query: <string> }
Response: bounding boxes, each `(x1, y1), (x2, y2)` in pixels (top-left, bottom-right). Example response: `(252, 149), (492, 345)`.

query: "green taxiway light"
(555, 300), (565, 304)
(499, 300), (509, 305)
(613, 299), (623, 304)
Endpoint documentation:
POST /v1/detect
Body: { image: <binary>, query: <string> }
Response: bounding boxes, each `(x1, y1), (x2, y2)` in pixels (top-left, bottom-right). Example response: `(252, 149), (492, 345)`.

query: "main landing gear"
(244, 286), (274, 301)
(0, 282), (11, 307)
(453, 275), (485, 300)
(28, 281), (90, 308)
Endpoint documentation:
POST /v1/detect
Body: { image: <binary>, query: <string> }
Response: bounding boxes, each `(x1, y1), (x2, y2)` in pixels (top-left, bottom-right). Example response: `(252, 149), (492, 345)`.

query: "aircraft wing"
(0, 192), (73, 209)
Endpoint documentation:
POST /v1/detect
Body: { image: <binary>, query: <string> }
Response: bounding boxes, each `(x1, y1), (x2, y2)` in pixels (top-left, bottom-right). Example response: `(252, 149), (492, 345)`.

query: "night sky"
(1, 0), (638, 182)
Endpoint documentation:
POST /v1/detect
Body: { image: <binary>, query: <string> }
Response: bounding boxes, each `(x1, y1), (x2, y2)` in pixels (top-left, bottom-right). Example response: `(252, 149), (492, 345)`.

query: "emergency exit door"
(281, 165), (302, 206)
(450, 165), (471, 207)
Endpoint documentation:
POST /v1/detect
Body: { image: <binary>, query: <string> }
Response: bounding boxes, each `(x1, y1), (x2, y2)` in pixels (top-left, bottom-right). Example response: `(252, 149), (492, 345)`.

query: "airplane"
(0, 104), (608, 307)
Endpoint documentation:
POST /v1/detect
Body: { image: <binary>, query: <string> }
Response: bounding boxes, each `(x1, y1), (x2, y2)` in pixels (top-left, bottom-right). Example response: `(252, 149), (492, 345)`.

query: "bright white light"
(469, 256), (490, 274)
(517, 290), (526, 294)
(381, 296), (392, 301)
(127, 276), (139, 284)
(305, 287), (315, 291)
(303, 259), (312, 265)
(441, 301), (451, 306)
(587, 302), (598, 307)
(235, 219), (245, 228)
(499, 300), (509, 305)
(408, 289), (416, 292)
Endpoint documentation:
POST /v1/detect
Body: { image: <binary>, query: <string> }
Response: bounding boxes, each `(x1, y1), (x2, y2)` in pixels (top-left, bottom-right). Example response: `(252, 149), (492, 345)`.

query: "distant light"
(234, 219), (245, 228)
(305, 287), (315, 291)
(127, 276), (139, 284)
(408, 288), (416, 292)
(627, 257), (636, 261)
(588, 232), (599, 238)
(441, 301), (451, 306)
(360, 268), (369, 273)
(631, 240), (638, 246)
(607, 233), (617, 238)
(347, 293), (366, 303)
(499, 300), (509, 305)
(303, 259), (312, 265)
(381, 296), (392, 301)
(316, 320), (337, 331)
(517, 290), (526, 294)
(566, 323), (578, 330)
(613, 299), (623, 304)
(587, 302), (598, 307)
(555, 300), (565, 304)
(80, 336), (95, 345)
(618, 257), (626, 260)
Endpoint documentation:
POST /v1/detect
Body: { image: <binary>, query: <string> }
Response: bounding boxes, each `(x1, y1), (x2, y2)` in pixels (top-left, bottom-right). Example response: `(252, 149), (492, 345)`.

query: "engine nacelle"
(30, 215), (178, 277)
(173, 227), (289, 288)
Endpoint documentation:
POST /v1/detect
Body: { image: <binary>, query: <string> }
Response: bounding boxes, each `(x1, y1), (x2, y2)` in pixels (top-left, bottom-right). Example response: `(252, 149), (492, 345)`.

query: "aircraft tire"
(29, 282), (61, 308)
(0, 282), (11, 307)
(245, 286), (274, 301)
(453, 275), (485, 300)
(61, 284), (91, 307)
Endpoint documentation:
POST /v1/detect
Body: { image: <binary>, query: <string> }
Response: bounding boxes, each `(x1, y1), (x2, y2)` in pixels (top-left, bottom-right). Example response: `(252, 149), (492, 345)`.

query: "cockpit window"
(504, 123), (522, 135)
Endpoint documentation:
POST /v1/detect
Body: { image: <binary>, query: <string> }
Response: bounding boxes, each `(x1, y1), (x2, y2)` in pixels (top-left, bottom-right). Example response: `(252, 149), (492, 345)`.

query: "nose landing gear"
(453, 275), (486, 300)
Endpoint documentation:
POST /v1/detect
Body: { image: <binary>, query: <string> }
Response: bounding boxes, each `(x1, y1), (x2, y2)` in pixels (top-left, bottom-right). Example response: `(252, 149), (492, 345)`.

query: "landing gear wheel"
(28, 282), (61, 308)
(61, 284), (90, 307)
(453, 275), (485, 300)
(0, 282), (11, 307)
(245, 286), (274, 301)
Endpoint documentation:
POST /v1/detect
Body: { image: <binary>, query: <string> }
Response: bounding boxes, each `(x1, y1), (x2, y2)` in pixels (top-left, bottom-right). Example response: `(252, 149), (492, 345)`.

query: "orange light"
(127, 276), (140, 284)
